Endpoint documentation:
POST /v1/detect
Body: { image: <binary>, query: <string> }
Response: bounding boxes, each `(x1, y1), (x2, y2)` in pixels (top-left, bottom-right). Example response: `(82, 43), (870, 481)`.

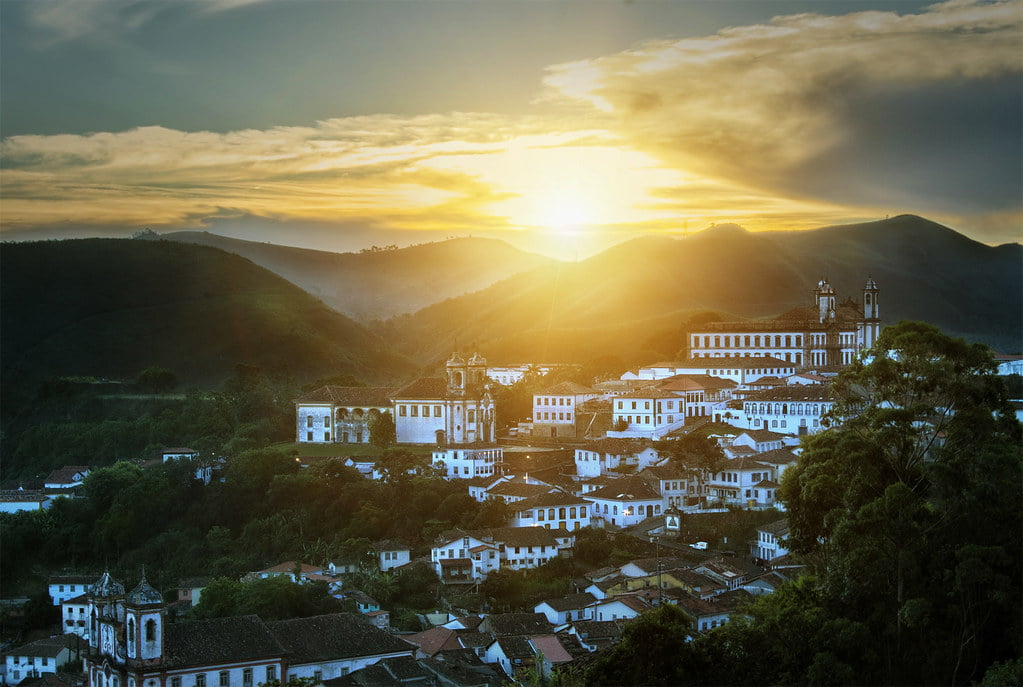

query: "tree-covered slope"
(1, 239), (416, 391)
(160, 232), (552, 322)
(381, 215), (1022, 364)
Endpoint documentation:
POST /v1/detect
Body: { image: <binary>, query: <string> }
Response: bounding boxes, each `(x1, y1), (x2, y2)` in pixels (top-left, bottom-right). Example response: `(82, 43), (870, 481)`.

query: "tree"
(134, 367), (178, 393)
(369, 411), (395, 449)
(779, 322), (1022, 684)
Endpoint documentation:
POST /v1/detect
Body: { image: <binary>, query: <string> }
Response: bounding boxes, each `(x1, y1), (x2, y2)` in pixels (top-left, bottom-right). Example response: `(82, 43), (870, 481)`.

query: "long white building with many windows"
(688, 277), (880, 368)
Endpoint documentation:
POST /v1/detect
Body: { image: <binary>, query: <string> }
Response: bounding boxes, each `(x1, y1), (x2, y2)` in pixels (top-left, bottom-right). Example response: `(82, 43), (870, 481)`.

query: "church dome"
(126, 574), (163, 606)
(91, 571), (125, 598)
(446, 351), (466, 367)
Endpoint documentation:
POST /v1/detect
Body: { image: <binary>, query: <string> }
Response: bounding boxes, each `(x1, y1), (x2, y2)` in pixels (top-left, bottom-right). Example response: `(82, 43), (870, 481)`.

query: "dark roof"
(571, 620), (622, 640)
(484, 526), (559, 548)
(482, 612), (553, 637)
(392, 378), (449, 400)
(616, 388), (683, 400)
(164, 616), (285, 669)
(510, 491), (589, 511)
(295, 385), (398, 406)
(6, 636), (83, 658)
(740, 429), (786, 441)
(752, 448), (798, 465)
(404, 627), (460, 656)
(43, 466), (90, 484)
(49, 574), (98, 585)
(584, 475), (662, 502)
(486, 483), (555, 499)
(538, 593), (596, 612)
(576, 438), (653, 456)
(742, 386), (836, 402)
(492, 636), (535, 659)
(759, 518), (790, 536)
(657, 374), (737, 391)
(267, 613), (412, 663)
(677, 356), (793, 369)
(541, 381), (596, 396)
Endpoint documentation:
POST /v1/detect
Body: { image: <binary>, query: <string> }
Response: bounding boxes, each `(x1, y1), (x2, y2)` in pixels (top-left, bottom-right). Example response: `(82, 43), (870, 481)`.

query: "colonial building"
(737, 385), (837, 435)
(392, 352), (496, 446)
(294, 351), (496, 446)
(294, 386), (396, 445)
(82, 572), (413, 687)
(432, 446), (504, 479)
(688, 277), (881, 368)
(530, 381), (601, 439)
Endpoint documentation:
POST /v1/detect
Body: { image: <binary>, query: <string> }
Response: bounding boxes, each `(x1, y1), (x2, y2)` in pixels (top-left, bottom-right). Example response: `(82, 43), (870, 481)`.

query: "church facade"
(688, 277), (880, 368)
(83, 573), (413, 687)
(294, 351), (495, 446)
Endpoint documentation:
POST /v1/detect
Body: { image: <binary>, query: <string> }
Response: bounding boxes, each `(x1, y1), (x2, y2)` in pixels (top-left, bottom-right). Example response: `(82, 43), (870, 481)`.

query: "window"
(264, 668), (275, 684)
(434, 405), (442, 416)
(323, 416), (329, 428)
(242, 669), (252, 687)
(197, 675), (206, 687)
(313, 672), (322, 683)
(219, 673), (229, 687)
(171, 679), (181, 687)
(306, 416), (313, 427)
(306, 431), (313, 441)
(145, 619), (156, 642)
(422, 405), (429, 417)
(411, 405), (419, 417)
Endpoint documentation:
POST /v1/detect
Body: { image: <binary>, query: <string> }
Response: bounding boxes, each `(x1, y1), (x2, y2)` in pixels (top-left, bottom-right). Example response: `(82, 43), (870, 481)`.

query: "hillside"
(379, 215), (1022, 364)
(158, 232), (552, 322)
(0, 239), (417, 393)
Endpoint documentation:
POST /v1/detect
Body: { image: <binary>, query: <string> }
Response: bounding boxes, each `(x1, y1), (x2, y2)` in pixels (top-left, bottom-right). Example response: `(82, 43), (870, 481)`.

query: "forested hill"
(159, 232), (552, 322)
(378, 215), (1022, 364)
(0, 239), (417, 393)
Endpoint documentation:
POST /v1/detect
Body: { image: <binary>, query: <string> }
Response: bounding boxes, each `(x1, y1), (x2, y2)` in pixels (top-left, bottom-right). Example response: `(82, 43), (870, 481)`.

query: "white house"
(531, 381), (601, 439)
(3, 635), (83, 685)
(608, 389), (687, 439)
(431, 530), (501, 584)
(533, 593), (596, 625)
(508, 491), (591, 531)
(589, 595), (651, 622)
(738, 385), (837, 435)
(706, 457), (779, 509)
(0, 490), (50, 513)
(43, 466), (91, 490)
(49, 575), (97, 606)
(60, 594), (89, 637)
(432, 446), (504, 479)
(752, 519), (790, 562)
(584, 475), (665, 528)
(373, 541), (411, 572)
(574, 439), (658, 479)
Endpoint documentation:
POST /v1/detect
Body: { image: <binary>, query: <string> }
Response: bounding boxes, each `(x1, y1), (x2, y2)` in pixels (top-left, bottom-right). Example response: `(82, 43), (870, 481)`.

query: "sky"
(1, 0), (1020, 259)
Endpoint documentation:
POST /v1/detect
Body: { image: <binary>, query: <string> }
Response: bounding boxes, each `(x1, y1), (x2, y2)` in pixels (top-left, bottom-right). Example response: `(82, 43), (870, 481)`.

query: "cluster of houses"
(14, 519), (793, 687)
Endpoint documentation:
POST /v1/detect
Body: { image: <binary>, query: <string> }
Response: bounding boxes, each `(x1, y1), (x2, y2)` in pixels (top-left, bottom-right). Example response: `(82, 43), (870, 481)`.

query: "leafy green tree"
(369, 411), (396, 448)
(655, 433), (724, 507)
(135, 367), (178, 393)
(778, 322), (1022, 685)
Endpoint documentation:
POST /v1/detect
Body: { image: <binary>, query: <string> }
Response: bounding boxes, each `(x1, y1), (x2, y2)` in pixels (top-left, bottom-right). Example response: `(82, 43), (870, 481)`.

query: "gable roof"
(676, 356), (793, 370)
(529, 635), (573, 664)
(164, 615), (285, 669)
(576, 438), (653, 456)
(742, 386), (836, 402)
(540, 381), (597, 396)
(483, 613), (553, 637)
(510, 491), (589, 511)
(43, 466), (90, 485)
(295, 385), (398, 407)
(537, 593), (596, 612)
(266, 613), (412, 663)
(392, 378), (449, 400)
(584, 475), (662, 502)
(403, 627), (461, 657)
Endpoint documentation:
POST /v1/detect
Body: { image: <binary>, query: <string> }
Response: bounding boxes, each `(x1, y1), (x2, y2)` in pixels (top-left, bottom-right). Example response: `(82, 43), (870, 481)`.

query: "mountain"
(378, 215), (1022, 364)
(158, 232), (552, 322)
(0, 239), (417, 392)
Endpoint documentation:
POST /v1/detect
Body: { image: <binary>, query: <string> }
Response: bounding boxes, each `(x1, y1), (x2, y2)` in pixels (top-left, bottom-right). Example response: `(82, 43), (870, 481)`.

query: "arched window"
(145, 619), (156, 642)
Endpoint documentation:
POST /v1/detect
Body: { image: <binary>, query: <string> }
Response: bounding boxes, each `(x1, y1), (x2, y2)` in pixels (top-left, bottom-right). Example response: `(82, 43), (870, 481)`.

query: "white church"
(688, 277), (881, 368)
(295, 350), (496, 446)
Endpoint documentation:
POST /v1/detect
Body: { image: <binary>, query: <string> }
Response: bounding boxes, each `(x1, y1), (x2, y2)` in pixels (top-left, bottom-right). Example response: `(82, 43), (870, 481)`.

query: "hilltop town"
(2, 278), (1020, 687)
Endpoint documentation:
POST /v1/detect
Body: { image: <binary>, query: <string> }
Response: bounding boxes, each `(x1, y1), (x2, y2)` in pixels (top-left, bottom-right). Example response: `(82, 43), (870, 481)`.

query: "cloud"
(542, 0), (1023, 218)
(0, 113), (605, 234)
